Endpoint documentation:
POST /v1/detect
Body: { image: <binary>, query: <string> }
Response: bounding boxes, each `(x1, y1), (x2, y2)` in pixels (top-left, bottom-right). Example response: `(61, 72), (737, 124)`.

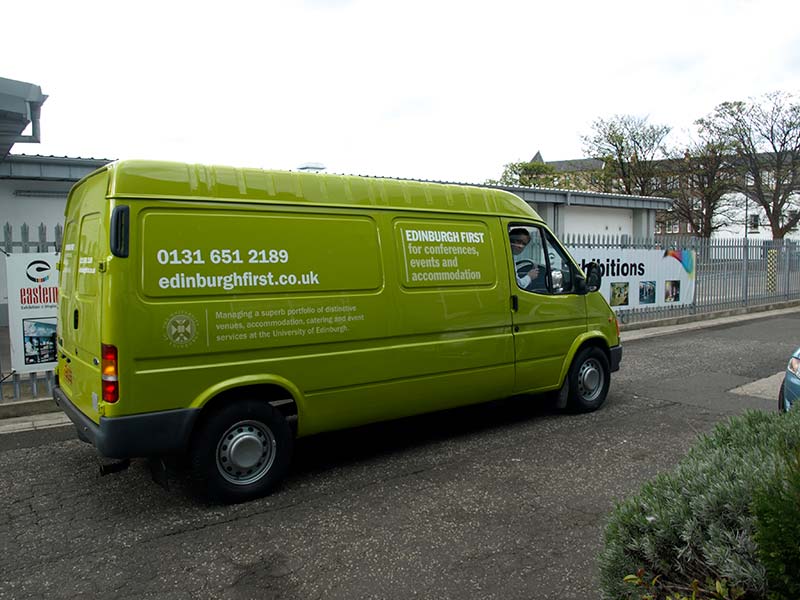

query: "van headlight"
(789, 357), (800, 377)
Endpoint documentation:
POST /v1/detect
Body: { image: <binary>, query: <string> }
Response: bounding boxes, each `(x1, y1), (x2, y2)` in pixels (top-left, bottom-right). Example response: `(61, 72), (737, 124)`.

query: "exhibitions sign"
(568, 247), (696, 311)
(4, 252), (59, 373)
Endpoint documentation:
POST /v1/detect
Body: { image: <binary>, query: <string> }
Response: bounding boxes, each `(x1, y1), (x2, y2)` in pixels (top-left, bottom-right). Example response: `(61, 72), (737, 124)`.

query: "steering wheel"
(515, 259), (535, 278)
(515, 259), (547, 292)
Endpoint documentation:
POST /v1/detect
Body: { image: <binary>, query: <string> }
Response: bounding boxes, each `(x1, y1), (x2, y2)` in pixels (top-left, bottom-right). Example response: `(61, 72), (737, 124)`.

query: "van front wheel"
(566, 347), (610, 413)
(190, 400), (293, 503)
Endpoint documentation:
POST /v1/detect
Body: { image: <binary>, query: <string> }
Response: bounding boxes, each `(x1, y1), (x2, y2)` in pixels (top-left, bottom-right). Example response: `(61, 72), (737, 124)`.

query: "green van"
(54, 160), (621, 503)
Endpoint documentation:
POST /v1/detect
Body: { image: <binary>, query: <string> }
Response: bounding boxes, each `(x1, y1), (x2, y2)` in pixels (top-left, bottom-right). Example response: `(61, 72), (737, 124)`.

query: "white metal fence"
(2, 223), (799, 402)
(563, 233), (800, 324)
(1, 223), (63, 402)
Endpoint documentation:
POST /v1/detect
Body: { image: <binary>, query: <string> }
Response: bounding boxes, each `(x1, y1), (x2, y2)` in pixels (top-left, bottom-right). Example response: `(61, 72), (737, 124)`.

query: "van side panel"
(106, 203), (515, 435)
(301, 213), (514, 433)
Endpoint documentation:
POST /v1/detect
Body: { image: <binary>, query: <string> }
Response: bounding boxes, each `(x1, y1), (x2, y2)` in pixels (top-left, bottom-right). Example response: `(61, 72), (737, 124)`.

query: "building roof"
(546, 157), (604, 173)
(495, 182), (672, 210)
(3, 153), (672, 211)
(0, 153), (112, 181)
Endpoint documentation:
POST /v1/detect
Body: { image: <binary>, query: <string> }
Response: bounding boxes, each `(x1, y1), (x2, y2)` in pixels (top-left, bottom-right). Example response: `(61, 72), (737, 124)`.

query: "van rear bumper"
(609, 345), (622, 373)
(53, 386), (199, 459)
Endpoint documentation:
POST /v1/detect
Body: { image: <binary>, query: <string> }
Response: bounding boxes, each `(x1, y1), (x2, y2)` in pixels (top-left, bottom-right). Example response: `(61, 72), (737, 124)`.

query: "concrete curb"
(620, 299), (800, 332)
(0, 398), (59, 420)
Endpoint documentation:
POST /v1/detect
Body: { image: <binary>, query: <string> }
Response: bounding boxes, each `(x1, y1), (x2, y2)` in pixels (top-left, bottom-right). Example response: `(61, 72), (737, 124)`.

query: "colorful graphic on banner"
(567, 247), (696, 311)
(4, 253), (60, 373)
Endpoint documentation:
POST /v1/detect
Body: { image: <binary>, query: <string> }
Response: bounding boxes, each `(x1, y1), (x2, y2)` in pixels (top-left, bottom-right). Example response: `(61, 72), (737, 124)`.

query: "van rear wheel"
(190, 399), (293, 503)
(566, 347), (610, 413)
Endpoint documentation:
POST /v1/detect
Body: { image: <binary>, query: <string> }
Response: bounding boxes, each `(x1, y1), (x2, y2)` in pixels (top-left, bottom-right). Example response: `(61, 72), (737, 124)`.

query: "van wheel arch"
(196, 384), (299, 435)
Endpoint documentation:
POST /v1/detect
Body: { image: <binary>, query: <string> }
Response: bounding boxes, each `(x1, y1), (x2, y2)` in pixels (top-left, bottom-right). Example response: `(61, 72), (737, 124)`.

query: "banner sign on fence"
(4, 252), (59, 373)
(568, 247), (696, 311)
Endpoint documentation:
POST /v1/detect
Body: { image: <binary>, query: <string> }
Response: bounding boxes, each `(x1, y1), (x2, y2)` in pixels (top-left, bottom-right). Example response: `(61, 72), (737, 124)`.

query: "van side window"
(509, 225), (574, 295)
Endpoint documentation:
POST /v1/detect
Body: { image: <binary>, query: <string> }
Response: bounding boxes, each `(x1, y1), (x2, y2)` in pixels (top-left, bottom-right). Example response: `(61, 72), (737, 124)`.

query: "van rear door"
(58, 172), (108, 422)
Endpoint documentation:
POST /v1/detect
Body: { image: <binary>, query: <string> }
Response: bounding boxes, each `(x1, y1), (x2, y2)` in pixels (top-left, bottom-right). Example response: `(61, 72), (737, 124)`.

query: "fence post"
(38, 222), (48, 252)
(20, 222), (30, 253)
(766, 247), (777, 293)
(743, 236), (749, 305)
(3, 222), (12, 254)
(55, 223), (63, 251)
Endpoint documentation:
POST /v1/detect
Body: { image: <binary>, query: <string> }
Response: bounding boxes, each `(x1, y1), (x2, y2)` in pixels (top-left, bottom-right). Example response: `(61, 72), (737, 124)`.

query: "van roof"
(91, 160), (541, 220)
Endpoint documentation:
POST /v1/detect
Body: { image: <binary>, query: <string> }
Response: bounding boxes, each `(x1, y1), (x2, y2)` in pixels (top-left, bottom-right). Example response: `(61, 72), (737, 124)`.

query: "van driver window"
(509, 225), (574, 294)
(509, 226), (547, 293)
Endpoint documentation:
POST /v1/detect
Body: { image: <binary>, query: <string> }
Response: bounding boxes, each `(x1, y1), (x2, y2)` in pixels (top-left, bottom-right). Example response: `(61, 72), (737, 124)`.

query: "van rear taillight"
(101, 344), (119, 403)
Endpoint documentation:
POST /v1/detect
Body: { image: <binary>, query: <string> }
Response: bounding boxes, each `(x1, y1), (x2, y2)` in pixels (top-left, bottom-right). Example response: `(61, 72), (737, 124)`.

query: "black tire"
(779, 378), (787, 414)
(190, 399), (293, 504)
(566, 347), (610, 413)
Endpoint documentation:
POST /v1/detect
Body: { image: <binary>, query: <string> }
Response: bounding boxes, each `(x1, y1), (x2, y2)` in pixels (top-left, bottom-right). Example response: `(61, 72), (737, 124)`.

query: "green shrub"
(752, 446), (800, 600)
(598, 409), (800, 600)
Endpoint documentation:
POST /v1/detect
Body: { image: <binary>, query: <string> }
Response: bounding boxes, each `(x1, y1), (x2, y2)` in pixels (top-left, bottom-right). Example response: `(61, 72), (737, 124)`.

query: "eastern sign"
(5, 252), (60, 373)
(567, 247), (696, 311)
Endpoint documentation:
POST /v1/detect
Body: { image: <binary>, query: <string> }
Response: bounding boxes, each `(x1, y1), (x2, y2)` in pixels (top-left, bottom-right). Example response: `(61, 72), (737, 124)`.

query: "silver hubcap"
(577, 359), (604, 403)
(216, 420), (276, 485)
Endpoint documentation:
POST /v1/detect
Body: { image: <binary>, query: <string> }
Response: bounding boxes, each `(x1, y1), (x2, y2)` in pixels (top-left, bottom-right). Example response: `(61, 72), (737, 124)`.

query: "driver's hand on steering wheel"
(526, 265), (540, 280)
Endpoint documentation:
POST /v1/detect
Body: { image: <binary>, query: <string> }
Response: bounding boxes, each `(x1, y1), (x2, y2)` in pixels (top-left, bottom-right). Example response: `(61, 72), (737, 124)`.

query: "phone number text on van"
(155, 248), (290, 265)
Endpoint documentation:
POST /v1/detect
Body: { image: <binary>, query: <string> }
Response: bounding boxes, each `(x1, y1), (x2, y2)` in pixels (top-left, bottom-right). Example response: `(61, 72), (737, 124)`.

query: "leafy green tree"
(698, 92), (800, 239)
(582, 115), (671, 196)
(669, 134), (739, 238)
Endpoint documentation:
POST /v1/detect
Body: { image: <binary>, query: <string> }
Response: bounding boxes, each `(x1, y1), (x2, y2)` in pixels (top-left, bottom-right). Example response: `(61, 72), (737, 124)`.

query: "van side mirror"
(584, 262), (602, 293)
(550, 269), (563, 293)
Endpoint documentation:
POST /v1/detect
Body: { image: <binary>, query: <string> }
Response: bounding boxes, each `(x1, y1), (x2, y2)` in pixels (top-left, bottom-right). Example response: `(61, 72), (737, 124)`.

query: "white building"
(0, 76), (671, 324)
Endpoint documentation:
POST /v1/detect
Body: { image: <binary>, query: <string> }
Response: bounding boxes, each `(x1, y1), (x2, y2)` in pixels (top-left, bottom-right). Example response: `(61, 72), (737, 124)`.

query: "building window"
(669, 221), (680, 234)
(655, 223), (663, 234)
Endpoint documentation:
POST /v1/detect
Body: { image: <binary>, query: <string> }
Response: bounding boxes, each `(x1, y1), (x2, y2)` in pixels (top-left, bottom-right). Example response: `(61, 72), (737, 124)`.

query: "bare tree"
(698, 92), (800, 239)
(582, 115), (671, 196)
(669, 134), (739, 237)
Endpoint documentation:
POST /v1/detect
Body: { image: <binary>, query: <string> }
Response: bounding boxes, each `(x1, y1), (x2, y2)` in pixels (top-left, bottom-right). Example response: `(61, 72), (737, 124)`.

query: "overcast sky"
(5, 0), (800, 184)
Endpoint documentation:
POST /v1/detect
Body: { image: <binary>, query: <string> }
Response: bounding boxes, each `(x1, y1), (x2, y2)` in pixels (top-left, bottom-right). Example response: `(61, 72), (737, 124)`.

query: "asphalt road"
(0, 312), (796, 600)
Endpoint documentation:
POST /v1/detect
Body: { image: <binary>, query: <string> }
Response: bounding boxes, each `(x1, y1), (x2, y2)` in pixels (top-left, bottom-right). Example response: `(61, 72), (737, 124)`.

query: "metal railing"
(563, 233), (800, 325)
(2, 223), (799, 402)
(1, 222), (61, 402)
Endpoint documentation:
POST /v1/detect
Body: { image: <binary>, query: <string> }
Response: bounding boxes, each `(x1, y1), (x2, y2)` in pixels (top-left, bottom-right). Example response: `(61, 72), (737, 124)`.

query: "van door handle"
(511, 295), (519, 311)
(73, 309), (79, 329)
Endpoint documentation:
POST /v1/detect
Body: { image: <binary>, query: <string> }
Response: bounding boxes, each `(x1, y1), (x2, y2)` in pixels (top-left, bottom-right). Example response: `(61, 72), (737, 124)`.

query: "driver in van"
(509, 227), (541, 290)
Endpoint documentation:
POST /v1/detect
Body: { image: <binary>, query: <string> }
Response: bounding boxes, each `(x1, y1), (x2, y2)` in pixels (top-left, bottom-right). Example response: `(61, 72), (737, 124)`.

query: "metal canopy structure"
(0, 154), (110, 182)
(0, 76), (48, 160)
